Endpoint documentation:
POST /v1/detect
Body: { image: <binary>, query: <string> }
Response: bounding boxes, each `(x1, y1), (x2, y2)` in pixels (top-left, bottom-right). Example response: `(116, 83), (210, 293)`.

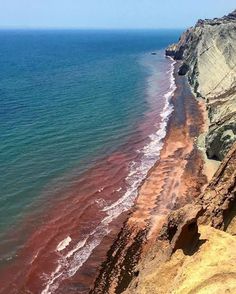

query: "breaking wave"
(41, 56), (177, 293)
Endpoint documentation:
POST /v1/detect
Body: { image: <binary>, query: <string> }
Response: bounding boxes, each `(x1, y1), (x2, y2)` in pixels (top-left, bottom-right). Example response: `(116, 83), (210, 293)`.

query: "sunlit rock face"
(126, 140), (236, 294)
(166, 10), (236, 161)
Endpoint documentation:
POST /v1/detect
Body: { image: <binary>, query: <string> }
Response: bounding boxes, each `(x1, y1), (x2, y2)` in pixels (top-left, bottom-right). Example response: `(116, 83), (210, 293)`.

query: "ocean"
(0, 29), (181, 293)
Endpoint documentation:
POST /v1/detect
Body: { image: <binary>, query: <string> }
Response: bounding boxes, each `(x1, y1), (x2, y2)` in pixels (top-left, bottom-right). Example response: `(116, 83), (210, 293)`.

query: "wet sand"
(91, 61), (208, 293)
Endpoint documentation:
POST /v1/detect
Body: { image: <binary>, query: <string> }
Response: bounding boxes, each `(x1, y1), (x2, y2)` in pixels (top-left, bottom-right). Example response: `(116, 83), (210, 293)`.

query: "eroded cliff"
(126, 141), (236, 294)
(92, 10), (236, 294)
(166, 10), (236, 161)
(126, 10), (236, 293)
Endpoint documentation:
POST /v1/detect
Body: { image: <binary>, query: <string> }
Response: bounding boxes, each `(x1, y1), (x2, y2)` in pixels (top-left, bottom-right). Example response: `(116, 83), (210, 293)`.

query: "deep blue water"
(0, 29), (181, 236)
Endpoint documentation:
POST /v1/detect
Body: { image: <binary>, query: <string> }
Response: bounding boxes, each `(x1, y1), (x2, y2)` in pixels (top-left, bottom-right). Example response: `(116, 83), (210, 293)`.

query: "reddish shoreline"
(91, 61), (207, 293)
(0, 56), (175, 294)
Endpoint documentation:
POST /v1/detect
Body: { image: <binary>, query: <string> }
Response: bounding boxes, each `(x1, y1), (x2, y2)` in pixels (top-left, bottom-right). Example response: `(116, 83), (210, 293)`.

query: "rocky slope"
(92, 10), (236, 294)
(126, 225), (236, 294)
(125, 10), (236, 294)
(125, 141), (236, 294)
(166, 9), (236, 160)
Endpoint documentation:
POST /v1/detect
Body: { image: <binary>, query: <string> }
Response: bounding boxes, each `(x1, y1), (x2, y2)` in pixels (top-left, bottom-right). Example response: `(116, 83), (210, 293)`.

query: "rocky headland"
(91, 10), (236, 293)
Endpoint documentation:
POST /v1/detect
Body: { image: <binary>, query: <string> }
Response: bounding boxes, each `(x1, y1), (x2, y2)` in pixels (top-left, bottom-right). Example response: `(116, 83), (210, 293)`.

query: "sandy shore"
(91, 61), (209, 293)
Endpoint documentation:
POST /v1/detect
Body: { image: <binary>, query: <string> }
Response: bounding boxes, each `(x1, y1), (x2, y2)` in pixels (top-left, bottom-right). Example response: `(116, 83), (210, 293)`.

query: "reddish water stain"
(0, 57), (174, 294)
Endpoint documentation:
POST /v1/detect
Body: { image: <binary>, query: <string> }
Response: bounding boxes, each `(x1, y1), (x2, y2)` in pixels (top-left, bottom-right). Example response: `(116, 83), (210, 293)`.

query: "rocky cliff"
(166, 10), (236, 161)
(125, 140), (236, 294)
(92, 10), (236, 294)
(126, 11), (236, 293)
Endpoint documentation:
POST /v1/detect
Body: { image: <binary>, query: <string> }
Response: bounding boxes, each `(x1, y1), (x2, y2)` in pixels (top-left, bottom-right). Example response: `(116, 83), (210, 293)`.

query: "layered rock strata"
(166, 10), (236, 160)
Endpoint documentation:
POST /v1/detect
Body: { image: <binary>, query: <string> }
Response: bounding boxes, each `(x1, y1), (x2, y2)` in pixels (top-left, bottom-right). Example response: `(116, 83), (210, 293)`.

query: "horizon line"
(0, 27), (186, 31)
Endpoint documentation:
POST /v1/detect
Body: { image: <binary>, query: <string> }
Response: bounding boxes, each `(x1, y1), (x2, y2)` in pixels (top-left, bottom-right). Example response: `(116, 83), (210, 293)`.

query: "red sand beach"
(91, 61), (208, 293)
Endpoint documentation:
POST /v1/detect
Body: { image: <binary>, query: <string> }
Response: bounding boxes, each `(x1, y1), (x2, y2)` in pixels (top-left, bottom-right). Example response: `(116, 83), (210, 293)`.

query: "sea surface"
(0, 29), (181, 293)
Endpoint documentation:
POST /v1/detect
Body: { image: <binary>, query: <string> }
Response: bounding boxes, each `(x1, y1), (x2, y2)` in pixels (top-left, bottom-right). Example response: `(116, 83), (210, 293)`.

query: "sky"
(0, 0), (235, 29)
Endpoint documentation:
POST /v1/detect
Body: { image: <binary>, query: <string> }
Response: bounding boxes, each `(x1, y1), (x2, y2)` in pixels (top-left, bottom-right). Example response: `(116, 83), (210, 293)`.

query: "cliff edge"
(92, 10), (236, 294)
(166, 10), (236, 160)
(126, 10), (236, 293)
(126, 140), (236, 293)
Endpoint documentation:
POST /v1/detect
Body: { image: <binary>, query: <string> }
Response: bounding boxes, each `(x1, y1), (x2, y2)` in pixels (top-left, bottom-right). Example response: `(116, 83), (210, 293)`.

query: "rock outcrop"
(198, 142), (236, 230)
(126, 141), (236, 294)
(166, 10), (236, 161)
(126, 225), (236, 294)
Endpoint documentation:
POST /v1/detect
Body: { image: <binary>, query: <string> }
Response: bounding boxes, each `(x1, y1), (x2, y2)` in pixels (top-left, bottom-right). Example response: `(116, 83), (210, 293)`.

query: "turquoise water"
(0, 29), (181, 236)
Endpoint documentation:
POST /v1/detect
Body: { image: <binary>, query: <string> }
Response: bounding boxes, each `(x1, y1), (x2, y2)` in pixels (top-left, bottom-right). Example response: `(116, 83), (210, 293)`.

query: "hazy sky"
(0, 0), (235, 29)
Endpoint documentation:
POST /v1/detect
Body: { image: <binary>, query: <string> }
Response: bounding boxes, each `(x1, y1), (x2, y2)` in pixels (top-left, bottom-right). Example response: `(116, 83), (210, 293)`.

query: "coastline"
(0, 52), (216, 294)
(0, 50), (178, 294)
(1, 17), (235, 292)
(127, 10), (236, 293)
(91, 60), (208, 293)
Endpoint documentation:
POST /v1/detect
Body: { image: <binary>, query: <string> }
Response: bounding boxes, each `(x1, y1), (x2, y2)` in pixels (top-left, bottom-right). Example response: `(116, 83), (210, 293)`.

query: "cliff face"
(126, 224), (236, 294)
(126, 141), (236, 294)
(126, 11), (236, 293)
(166, 10), (236, 161)
(92, 10), (236, 294)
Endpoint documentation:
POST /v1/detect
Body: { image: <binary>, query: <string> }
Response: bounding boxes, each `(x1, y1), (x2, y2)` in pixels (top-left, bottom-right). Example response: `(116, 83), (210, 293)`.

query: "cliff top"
(196, 8), (236, 26)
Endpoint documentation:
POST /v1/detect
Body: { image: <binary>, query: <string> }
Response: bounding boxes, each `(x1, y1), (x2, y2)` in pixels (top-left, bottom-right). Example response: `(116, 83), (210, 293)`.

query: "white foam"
(102, 57), (176, 220)
(67, 226), (110, 277)
(41, 228), (110, 294)
(41, 55), (177, 294)
(166, 55), (175, 62)
(66, 236), (88, 258)
(95, 198), (107, 208)
(56, 236), (72, 252)
(41, 265), (62, 294)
